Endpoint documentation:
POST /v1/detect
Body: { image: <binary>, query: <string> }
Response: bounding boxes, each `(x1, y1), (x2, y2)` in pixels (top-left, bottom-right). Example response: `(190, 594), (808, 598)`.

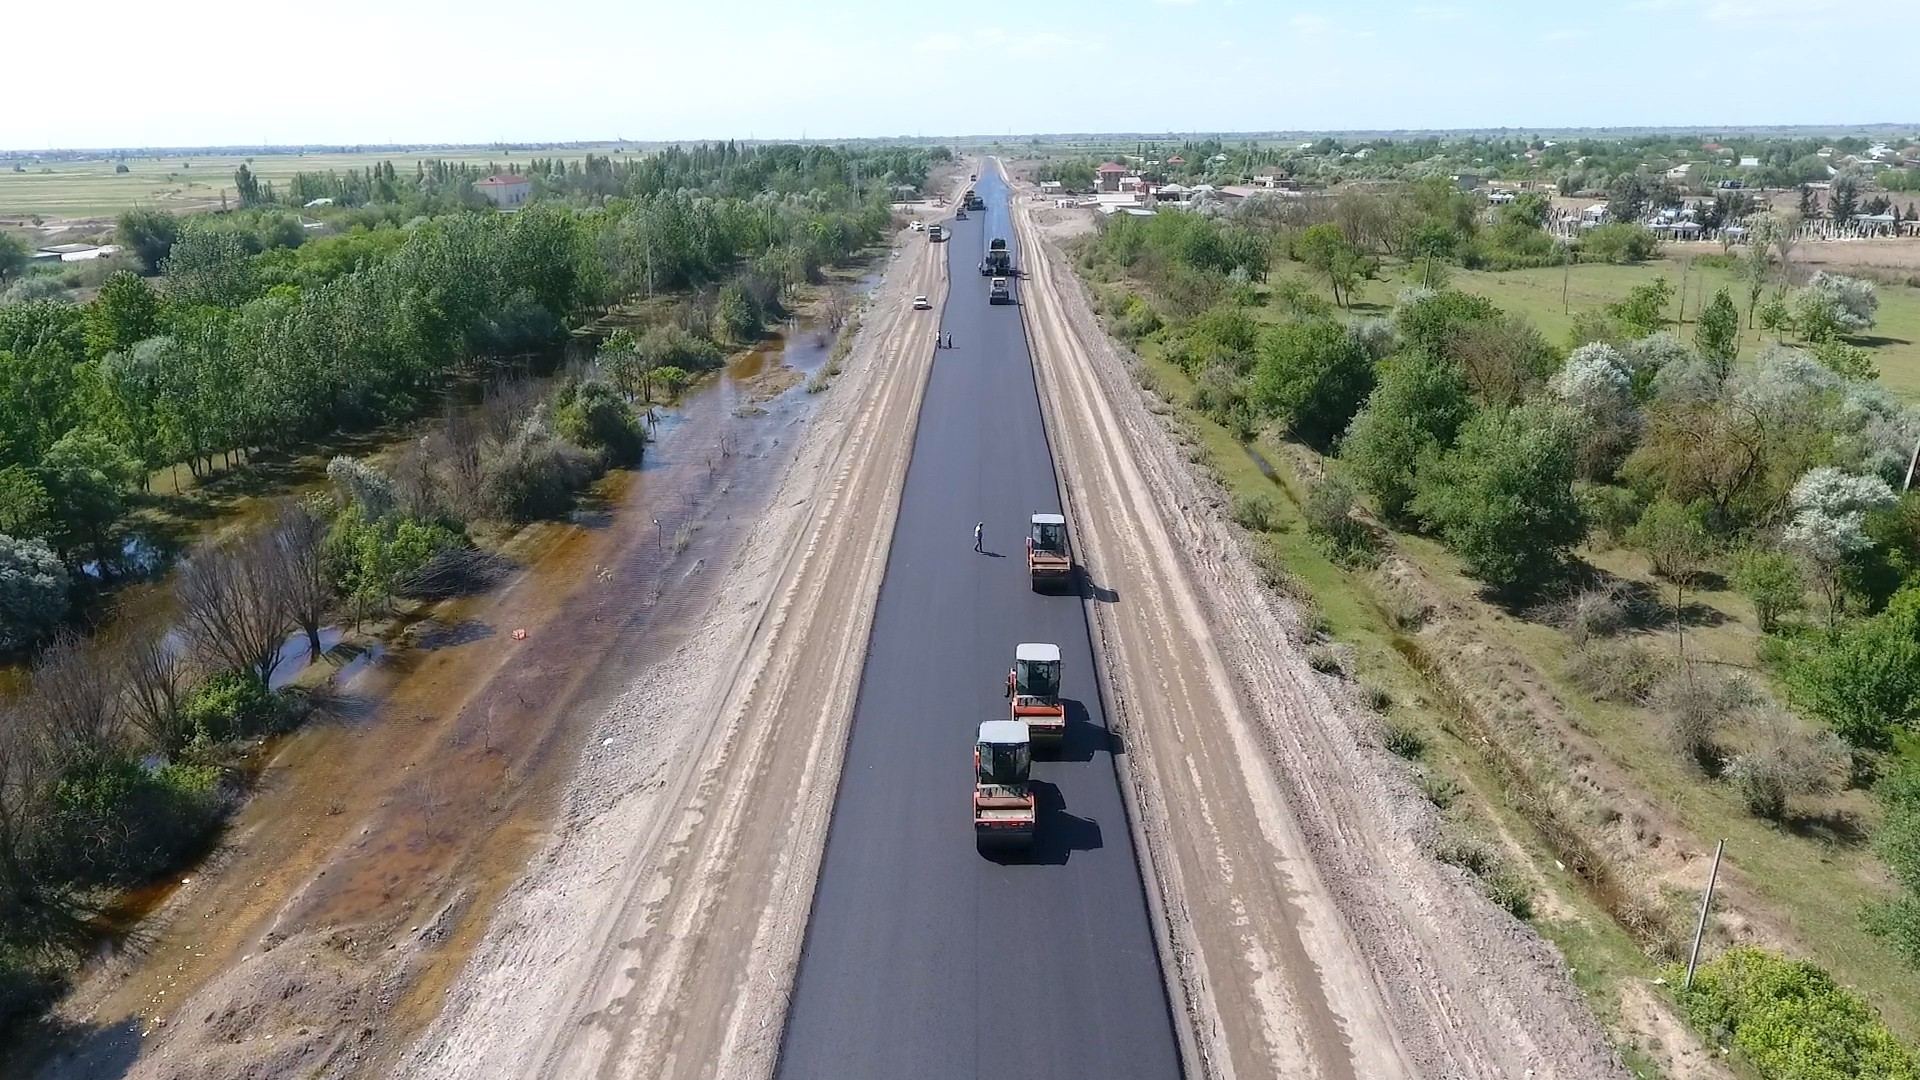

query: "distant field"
(0, 147), (628, 221)
(1298, 254), (1920, 401)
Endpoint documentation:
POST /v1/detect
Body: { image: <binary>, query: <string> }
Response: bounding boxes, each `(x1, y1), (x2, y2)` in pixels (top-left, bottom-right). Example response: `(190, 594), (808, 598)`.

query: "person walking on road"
(946, 332), (954, 349)
(974, 521), (985, 552)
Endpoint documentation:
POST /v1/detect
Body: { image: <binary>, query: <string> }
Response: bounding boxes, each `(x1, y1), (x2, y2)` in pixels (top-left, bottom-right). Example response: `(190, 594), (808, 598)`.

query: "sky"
(7, 0), (1909, 150)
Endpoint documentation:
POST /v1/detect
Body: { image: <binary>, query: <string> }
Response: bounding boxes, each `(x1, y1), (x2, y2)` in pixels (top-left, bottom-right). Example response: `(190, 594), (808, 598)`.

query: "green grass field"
(0, 147), (627, 220)
(1273, 255), (1920, 401)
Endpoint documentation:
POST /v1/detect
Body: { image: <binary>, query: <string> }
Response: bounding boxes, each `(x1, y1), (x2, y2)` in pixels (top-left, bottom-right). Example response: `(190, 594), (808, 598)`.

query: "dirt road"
(398, 185), (960, 1079)
(1008, 165), (1626, 1079)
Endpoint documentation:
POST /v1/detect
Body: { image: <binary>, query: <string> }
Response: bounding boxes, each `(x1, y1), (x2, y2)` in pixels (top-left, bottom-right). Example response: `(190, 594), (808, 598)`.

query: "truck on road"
(964, 190), (985, 212)
(974, 720), (1036, 848)
(979, 237), (1011, 277)
(1026, 513), (1071, 589)
(928, 223), (945, 243)
(1008, 643), (1065, 747)
(989, 276), (1011, 305)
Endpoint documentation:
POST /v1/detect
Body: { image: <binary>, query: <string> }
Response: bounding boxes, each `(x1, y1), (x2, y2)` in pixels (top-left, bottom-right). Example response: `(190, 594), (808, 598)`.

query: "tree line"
(0, 165), (898, 654)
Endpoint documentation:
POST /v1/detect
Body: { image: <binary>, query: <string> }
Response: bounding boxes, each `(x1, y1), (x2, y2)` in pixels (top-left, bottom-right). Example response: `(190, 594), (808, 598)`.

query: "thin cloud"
(1289, 12), (1332, 33)
(1411, 4), (1464, 21)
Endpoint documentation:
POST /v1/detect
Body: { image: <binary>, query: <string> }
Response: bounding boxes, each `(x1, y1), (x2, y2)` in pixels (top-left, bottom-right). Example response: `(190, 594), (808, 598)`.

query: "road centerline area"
(777, 169), (1181, 1080)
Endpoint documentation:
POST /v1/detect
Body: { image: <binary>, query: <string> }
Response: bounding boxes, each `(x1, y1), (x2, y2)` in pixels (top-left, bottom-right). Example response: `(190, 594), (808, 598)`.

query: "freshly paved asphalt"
(777, 170), (1182, 1079)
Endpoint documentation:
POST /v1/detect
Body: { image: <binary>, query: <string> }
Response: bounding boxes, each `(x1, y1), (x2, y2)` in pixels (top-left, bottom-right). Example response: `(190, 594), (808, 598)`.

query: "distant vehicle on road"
(910, 220), (924, 231)
(929, 224), (945, 242)
(989, 276), (1011, 305)
(970, 173), (978, 181)
(912, 295), (931, 310)
(956, 207), (967, 219)
(974, 720), (1035, 848)
(1027, 513), (1070, 588)
(1009, 643), (1065, 747)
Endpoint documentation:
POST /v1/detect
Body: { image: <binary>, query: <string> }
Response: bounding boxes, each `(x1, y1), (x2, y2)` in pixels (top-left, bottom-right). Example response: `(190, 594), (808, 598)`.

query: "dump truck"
(1026, 513), (1070, 588)
(1008, 643), (1065, 746)
(989, 276), (1011, 305)
(928, 223), (944, 243)
(979, 237), (1011, 277)
(964, 190), (985, 212)
(974, 719), (1035, 848)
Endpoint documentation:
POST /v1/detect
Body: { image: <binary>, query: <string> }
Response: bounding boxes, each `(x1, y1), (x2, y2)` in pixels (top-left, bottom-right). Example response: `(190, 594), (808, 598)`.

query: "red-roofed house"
(1096, 161), (1127, 192)
(476, 173), (532, 208)
(1165, 154), (1185, 167)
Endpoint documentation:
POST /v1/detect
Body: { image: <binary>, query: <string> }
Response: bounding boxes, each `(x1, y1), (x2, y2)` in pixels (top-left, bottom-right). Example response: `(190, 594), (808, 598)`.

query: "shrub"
(1306, 644), (1345, 674)
(1563, 586), (1629, 644)
(1676, 946), (1919, 1079)
(1304, 474), (1372, 562)
(1787, 617), (1920, 753)
(1731, 548), (1806, 633)
(1652, 665), (1753, 771)
(1113, 294), (1163, 341)
(1231, 492), (1280, 532)
(1567, 638), (1664, 702)
(1381, 719), (1425, 758)
(1581, 483), (1646, 547)
(1580, 223), (1660, 264)
(1726, 707), (1844, 821)
(480, 412), (598, 522)
(180, 671), (279, 745)
(1865, 767), (1920, 970)
(46, 755), (224, 887)
(553, 379), (645, 464)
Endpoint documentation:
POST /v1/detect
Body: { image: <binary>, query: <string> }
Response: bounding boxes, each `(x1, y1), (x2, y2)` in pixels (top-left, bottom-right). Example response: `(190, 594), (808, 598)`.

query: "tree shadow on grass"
(1784, 808), (1870, 847)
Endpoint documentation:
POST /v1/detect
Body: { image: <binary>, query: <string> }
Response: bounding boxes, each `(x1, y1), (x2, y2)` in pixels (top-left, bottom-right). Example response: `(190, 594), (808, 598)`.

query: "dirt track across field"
(1007, 163), (1626, 1079)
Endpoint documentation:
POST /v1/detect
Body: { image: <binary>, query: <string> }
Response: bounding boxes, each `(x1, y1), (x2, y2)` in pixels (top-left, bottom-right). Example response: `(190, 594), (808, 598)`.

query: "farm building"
(476, 173), (532, 208)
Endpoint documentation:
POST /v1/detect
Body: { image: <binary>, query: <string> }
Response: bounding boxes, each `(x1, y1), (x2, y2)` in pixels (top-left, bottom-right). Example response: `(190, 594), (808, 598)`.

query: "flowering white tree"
(1550, 343), (1638, 478)
(1783, 466), (1898, 623)
(1799, 272), (1879, 333)
(0, 534), (71, 652)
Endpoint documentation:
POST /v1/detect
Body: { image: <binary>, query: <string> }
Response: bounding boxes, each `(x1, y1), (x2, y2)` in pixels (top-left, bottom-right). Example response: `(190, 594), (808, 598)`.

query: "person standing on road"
(974, 521), (985, 552)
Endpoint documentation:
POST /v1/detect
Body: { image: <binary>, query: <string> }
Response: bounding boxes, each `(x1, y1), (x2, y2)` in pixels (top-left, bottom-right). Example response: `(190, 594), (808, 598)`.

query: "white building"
(476, 173), (532, 208)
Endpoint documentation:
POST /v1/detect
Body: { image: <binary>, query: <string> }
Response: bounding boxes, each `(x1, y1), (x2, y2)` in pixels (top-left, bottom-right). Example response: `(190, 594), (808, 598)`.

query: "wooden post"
(1684, 839), (1726, 991)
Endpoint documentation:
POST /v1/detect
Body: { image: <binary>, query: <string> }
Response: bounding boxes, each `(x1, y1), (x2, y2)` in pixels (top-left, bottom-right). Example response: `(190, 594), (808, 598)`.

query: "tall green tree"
(84, 272), (161, 360)
(1295, 223), (1364, 308)
(1694, 287), (1740, 372)
(1248, 319), (1374, 446)
(116, 207), (181, 275)
(37, 429), (139, 570)
(1340, 352), (1472, 521)
(1411, 402), (1586, 593)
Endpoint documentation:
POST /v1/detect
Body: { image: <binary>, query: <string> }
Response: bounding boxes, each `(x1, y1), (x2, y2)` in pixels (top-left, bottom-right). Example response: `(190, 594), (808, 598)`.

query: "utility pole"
(1684, 839), (1726, 991)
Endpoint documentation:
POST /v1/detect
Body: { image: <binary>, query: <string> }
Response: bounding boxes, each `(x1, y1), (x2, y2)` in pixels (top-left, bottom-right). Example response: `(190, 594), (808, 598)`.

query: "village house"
(476, 173), (532, 208)
(1096, 161), (1127, 192)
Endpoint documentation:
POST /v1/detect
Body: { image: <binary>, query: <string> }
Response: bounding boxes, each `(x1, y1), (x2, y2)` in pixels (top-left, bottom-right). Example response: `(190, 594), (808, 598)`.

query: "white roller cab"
(974, 719), (1035, 848)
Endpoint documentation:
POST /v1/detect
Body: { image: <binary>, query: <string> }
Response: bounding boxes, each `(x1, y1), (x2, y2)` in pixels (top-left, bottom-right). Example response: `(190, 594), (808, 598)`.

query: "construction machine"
(974, 720), (1035, 848)
(979, 237), (1012, 277)
(1026, 513), (1071, 589)
(989, 276), (1011, 305)
(1008, 643), (1065, 746)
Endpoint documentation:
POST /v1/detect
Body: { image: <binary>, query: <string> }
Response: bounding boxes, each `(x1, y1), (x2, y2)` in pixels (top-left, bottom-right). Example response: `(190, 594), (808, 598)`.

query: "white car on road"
(912, 295), (932, 310)
(909, 221), (925, 232)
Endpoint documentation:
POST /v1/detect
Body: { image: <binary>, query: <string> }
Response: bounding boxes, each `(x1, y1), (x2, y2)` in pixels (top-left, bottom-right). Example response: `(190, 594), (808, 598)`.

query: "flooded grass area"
(5, 285), (876, 1073)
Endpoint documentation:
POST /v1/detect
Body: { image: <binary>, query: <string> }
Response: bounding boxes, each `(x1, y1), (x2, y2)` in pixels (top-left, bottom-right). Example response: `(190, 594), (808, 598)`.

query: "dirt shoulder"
(394, 174), (965, 1080)
(1008, 168), (1625, 1079)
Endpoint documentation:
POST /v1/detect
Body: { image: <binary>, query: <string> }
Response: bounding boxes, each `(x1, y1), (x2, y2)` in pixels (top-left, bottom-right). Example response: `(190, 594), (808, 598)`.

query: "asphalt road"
(777, 170), (1181, 1079)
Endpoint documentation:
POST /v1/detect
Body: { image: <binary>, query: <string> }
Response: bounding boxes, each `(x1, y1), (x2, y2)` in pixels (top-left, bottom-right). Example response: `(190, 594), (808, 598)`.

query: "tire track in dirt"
(1008, 165), (1626, 1080)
